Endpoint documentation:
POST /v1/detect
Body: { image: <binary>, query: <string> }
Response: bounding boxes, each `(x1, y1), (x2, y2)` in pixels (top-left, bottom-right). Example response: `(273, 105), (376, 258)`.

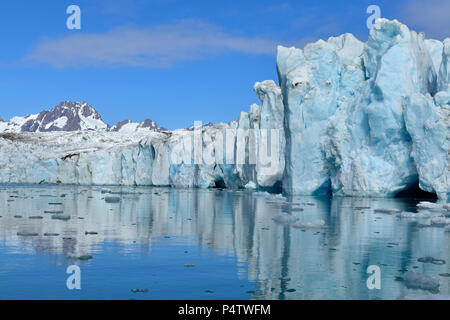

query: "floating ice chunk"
(273, 194), (286, 201)
(51, 215), (71, 221)
(68, 255), (93, 261)
(29, 216), (43, 220)
(105, 196), (121, 203)
(400, 294), (450, 300)
(272, 213), (299, 224)
(417, 202), (444, 211)
(260, 192), (286, 201)
(400, 271), (440, 293)
(17, 232), (39, 237)
(293, 219), (326, 229)
(431, 217), (450, 226)
(399, 210), (440, 219)
(398, 211), (418, 218)
(422, 209), (446, 216)
(417, 201), (439, 209)
(374, 208), (401, 214)
(245, 181), (257, 190)
(44, 210), (64, 214)
(417, 256), (446, 265)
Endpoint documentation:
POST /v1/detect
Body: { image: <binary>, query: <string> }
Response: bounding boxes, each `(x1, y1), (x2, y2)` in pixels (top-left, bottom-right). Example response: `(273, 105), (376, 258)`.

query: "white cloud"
(25, 19), (279, 68)
(400, 0), (450, 40)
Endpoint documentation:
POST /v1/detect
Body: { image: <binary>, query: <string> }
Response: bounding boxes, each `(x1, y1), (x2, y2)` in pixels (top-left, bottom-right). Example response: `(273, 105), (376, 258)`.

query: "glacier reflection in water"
(0, 185), (449, 300)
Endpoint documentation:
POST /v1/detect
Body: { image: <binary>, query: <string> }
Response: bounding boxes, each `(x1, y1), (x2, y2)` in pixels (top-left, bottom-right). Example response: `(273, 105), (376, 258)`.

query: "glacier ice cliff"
(278, 32), (365, 195)
(278, 18), (449, 198)
(0, 19), (449, 199)
(319, 20), (449, 199)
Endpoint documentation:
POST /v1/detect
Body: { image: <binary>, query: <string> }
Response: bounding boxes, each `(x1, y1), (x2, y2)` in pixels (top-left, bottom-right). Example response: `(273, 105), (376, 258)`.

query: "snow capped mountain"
(183, 122), (214, 131)
(0, 102), (107, 133)
(0, 102), (165, 133)
(110, 119), (167, 133)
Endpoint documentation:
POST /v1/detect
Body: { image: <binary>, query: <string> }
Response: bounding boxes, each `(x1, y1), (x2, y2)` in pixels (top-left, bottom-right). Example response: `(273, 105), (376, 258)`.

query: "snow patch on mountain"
(0, 102), (167, 134)
(110, 119), (166, 133)
(0, 102), (107, 132)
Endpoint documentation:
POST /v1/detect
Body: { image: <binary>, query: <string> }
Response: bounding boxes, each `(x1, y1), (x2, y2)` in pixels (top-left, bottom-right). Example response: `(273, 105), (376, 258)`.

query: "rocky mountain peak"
(110, 118), (166, 133)
(0, 101), (166, 134)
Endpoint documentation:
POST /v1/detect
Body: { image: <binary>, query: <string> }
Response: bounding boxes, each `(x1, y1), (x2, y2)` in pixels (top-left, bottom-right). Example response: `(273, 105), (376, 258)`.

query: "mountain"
(0, 102), (107, 133)
(0, 102), (165, 133)
(183, 122), (214, 131)
(110, 119), (167, 133)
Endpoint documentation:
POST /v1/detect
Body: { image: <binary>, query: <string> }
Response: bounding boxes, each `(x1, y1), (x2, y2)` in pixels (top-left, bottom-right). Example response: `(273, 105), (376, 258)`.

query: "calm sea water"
(0, 185), (448, 300)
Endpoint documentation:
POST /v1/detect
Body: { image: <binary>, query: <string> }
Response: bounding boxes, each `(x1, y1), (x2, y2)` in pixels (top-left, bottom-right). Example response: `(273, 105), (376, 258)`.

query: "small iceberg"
(105, 196), (121, 203)
(244, 182), (257, 190)
(400, 294), (450, 300)
(417, 202), (443, 211)
(293, 219), (326, 229)
(16, 232), (39, 237)
(374, 208), (401, 214)
(399, 271), (440, 293)
(417, 257), (446, 265)
(51, 215), (71, 221)
(430, 217), (450, 227)
(272, 212), (299, 224)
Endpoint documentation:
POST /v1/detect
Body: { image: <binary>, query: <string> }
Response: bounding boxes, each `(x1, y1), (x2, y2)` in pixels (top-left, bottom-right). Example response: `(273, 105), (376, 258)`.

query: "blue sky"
(0, 0), (448, 129)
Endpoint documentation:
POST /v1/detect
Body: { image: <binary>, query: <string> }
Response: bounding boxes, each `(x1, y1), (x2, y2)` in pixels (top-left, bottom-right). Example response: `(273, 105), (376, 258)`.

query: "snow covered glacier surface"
(0, 79), (285, 191)
(0, 19), (449, 199)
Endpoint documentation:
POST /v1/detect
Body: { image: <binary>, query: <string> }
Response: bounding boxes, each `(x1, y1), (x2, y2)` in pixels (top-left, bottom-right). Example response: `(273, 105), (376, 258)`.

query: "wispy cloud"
(25, 19), (279, 68)
(400, 0), (450, 40)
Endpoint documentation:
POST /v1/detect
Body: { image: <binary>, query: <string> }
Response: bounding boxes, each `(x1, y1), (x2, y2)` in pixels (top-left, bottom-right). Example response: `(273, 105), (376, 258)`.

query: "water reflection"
(0, 185), (449, 299)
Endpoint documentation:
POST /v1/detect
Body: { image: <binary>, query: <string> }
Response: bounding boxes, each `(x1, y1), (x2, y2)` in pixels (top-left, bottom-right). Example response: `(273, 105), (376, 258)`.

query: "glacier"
(0, 19), (449, 199)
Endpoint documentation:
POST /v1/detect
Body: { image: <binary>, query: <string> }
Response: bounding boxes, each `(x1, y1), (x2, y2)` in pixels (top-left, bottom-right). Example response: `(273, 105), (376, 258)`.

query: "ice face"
(439, 39), (450, 92)
(286, 19), (448, 198)
(320, 19), (447, 198)
(254, 80), (285, 188)
(277, 33), (365, 195)
(404, 94), (450, 199)
(323, 20), (422, 196)
(0, 19), (449, 199)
